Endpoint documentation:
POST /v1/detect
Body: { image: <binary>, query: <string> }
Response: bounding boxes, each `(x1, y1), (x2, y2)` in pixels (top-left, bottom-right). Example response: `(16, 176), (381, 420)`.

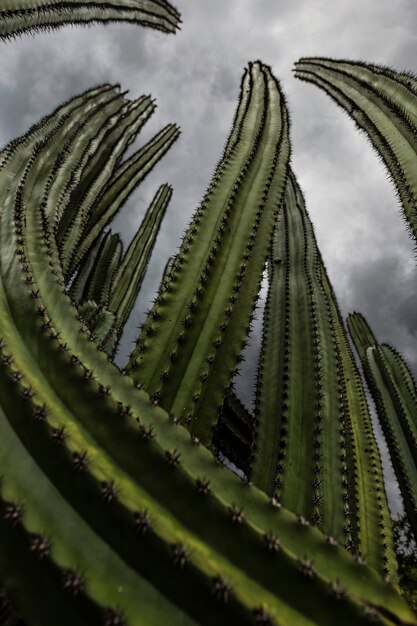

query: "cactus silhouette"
(126, 61), (291, 444)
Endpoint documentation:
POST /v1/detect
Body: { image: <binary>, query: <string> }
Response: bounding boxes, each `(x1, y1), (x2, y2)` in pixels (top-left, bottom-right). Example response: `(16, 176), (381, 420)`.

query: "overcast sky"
(0, 0), (416, 510)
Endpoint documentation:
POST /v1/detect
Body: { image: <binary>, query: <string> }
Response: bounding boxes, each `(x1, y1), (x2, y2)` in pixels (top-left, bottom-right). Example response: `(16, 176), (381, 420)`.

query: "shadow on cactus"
(0, 37), (417, 626)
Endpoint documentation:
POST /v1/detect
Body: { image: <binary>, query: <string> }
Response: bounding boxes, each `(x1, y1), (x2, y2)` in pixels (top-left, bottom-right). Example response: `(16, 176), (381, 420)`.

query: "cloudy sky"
(1, 0), (416, 509)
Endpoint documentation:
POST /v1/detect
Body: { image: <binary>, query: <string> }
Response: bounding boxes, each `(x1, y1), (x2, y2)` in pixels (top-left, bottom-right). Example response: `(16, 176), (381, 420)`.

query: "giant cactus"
(126, 61), (291, 445)
(0, 66), (416, 625)
(0, 0), (180, 40)
(250, 169), (397, 580)
(348, 312), (417, 543)
(293, 58), (417, 245)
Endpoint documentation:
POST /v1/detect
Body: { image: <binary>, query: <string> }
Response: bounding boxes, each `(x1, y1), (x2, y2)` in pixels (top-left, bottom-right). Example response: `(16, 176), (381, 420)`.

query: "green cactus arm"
(55, 95), (155, 239)
(0, 0), (180, 40)
(296, 58), (417, 128)
(57, 96), (160, 276)
(293, 58), (417, 245)
(380, 345), (417, 433)
(252, 170), (348, 538)
(348, 314), (417, 462)
(348, 312), (417, 541)
(126, 62), (290, 445)
(367, 345), (417, 543)
(109, 183), (172, 339)
(251, 170), (397, 579)
(47, 90), (133, 230)
(47, 91), (145, 278)
(81, 231), (123, 306)
(347, 311), (378, 361)
(0, 85), (414, 626)
(253, 172), (328, 519)
(65, 123), (180, 278)
(318, 269), (398, 580)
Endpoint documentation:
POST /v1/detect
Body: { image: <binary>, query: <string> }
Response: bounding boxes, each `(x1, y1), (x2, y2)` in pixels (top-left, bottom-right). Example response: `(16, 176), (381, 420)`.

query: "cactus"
(348, 312), (417, 543)
(293, 58), (417, 245)
(108, 183), (172, 348)
(126, 61), (291, 445)
(249, 169), (397, 580)
(71, 184), (172, 355)
(0, 69), (416, 626)
(1, 2), (417, 620)
(0, 0), (180, 40)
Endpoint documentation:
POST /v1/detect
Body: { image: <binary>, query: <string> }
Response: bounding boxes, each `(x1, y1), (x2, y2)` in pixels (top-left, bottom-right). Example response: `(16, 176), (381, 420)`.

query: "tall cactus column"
(127, 61), (291, 445)
(251, 171), (397, 581)
(348, 312), (417, 542)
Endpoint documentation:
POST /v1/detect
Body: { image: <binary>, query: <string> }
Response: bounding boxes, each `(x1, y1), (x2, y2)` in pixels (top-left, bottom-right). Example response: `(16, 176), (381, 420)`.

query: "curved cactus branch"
(251, 171), (397, 581)
(126, 61), (291, 444)
(0, 0), (181, 41)
(293, 57), (417, 246)
(0, 81), (414, 626)
(348, 312), (417, 543)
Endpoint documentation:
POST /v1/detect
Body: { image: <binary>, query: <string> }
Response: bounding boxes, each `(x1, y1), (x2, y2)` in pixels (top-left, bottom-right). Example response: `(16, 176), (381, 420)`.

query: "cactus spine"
(294, 58), (417, 245)
(127, 61), (291, 445)
(348, 312), (417, 543)
(0, 0), (180, 40)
